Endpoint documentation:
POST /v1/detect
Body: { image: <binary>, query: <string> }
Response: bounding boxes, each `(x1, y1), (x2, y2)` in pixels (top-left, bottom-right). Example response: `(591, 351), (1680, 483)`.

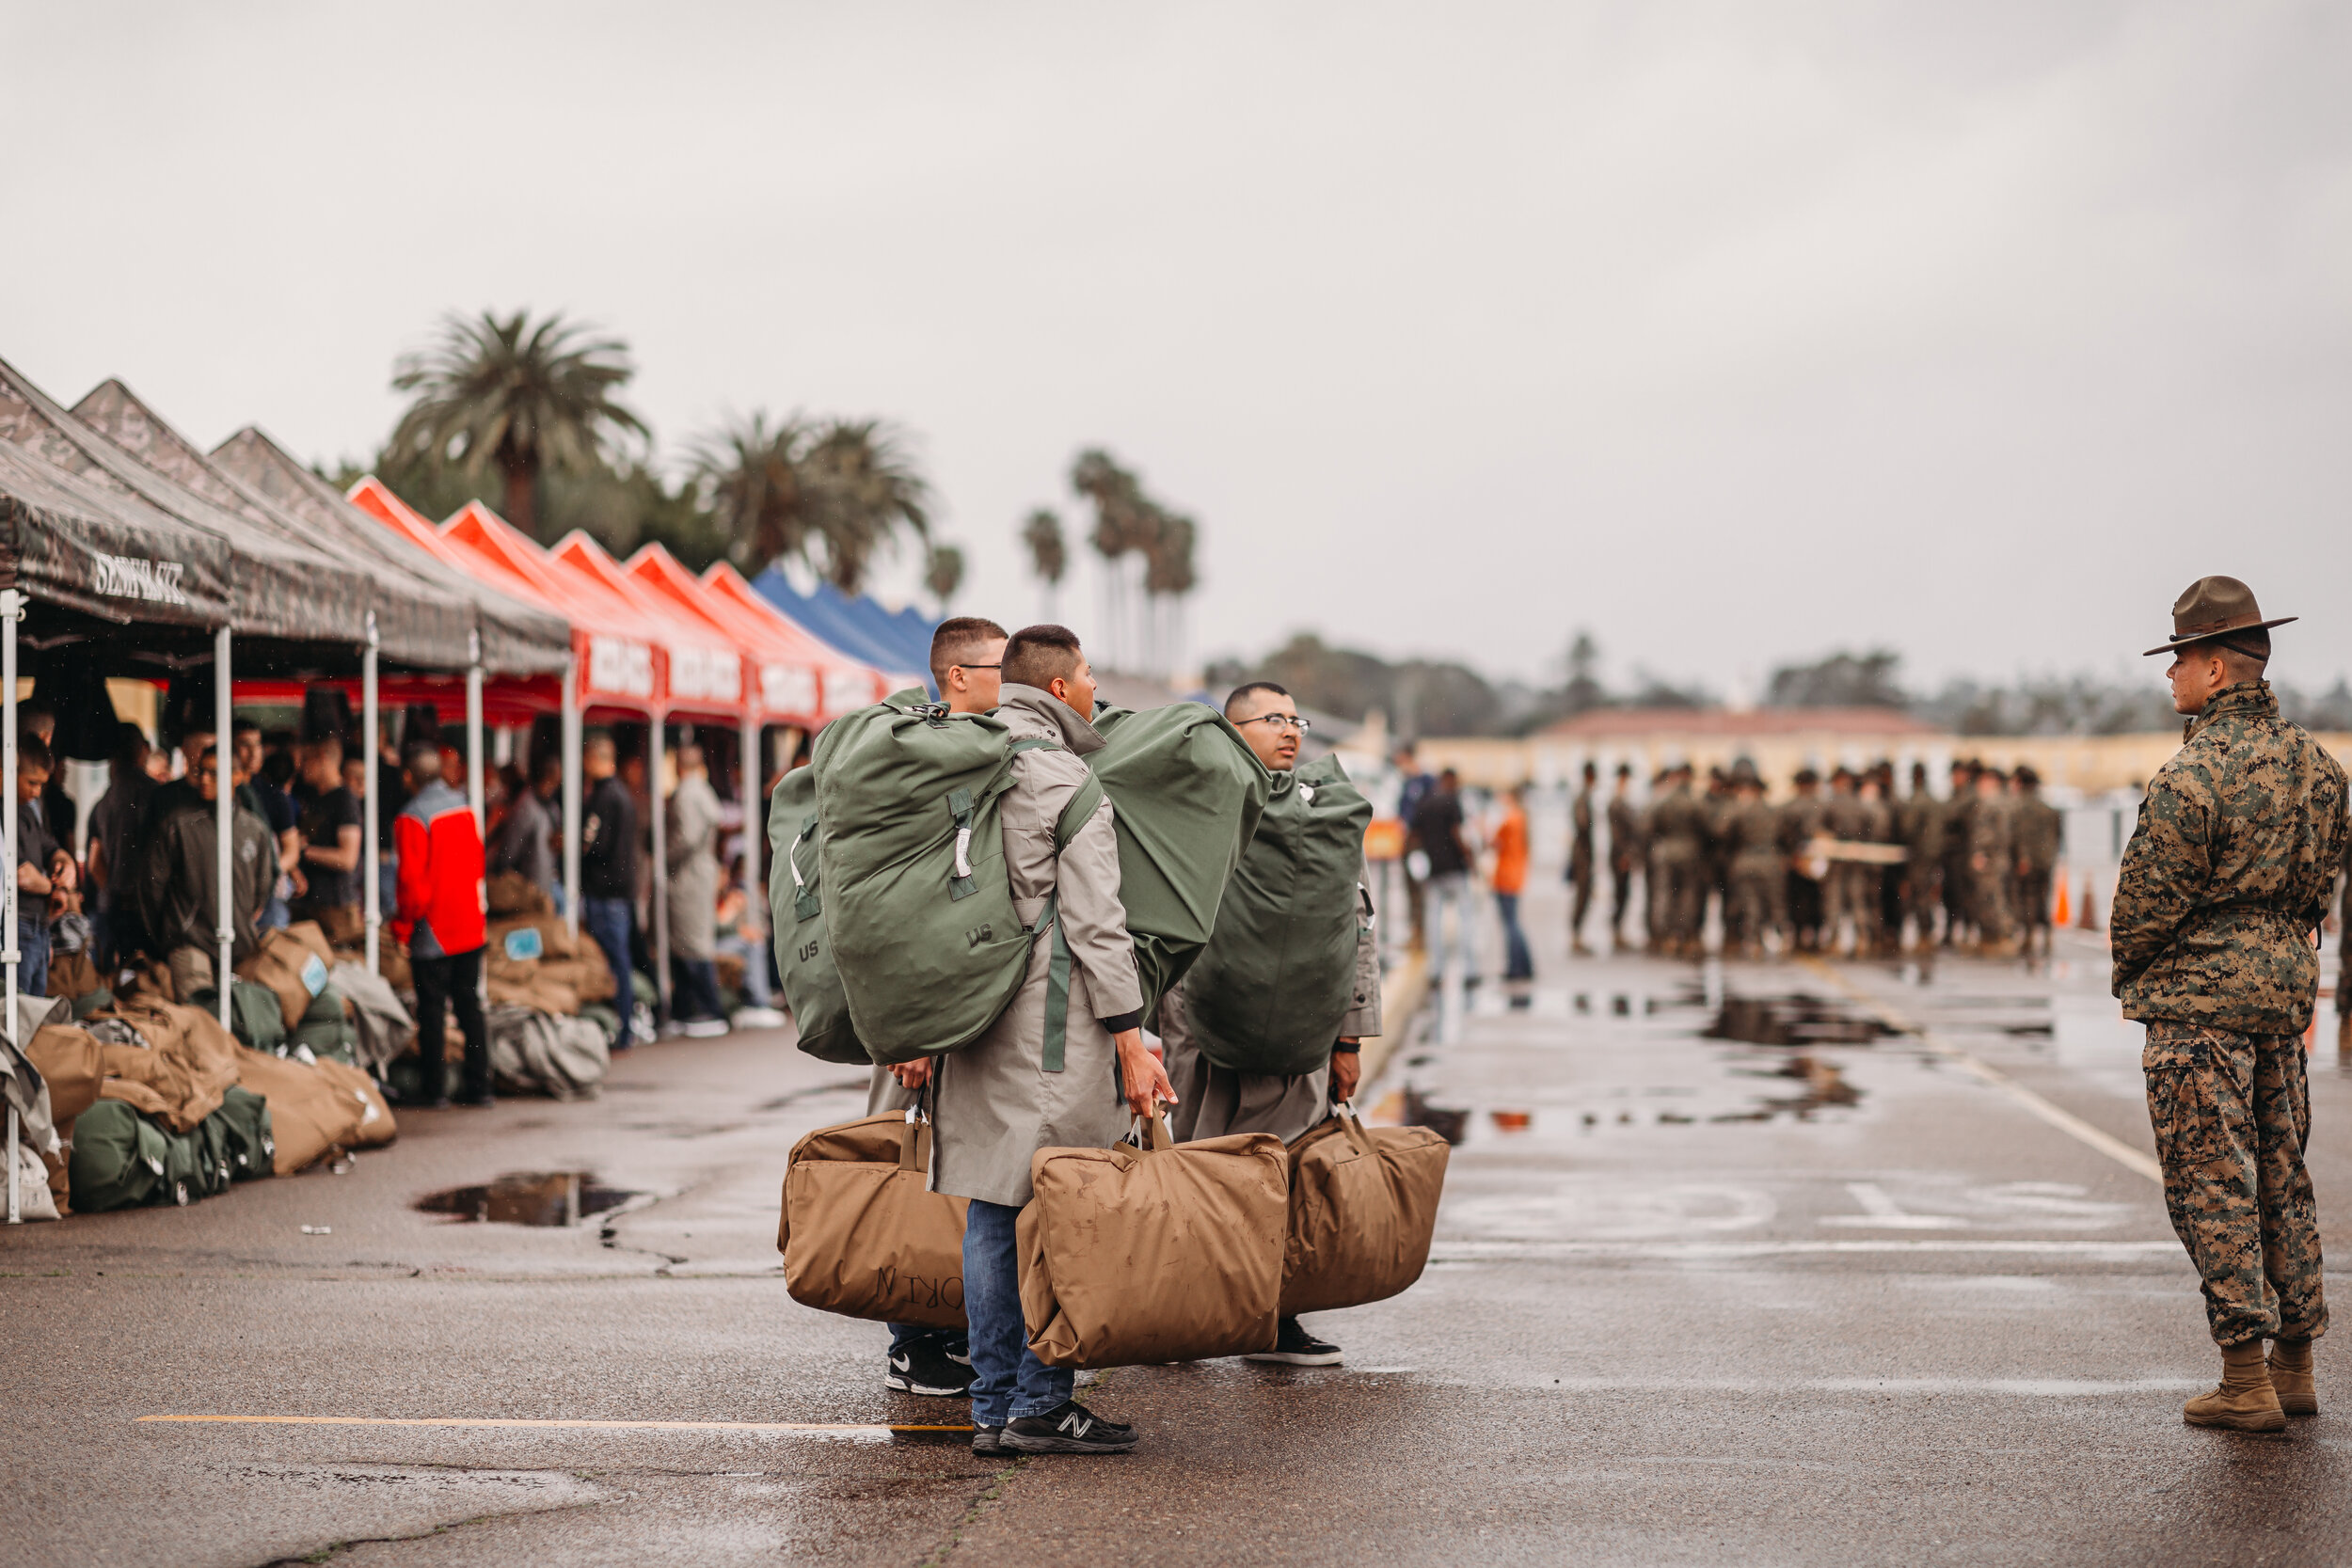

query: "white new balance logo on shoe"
(1057, 1412), (1093, 1439)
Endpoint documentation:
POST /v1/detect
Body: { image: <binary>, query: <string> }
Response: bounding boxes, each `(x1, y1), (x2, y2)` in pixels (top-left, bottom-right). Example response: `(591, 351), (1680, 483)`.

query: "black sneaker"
(972, 1426), (1003, 1456)
(1001, 1401), (1137, 1454)
(943, 1338), (972, 1369)
(1243, 1316), (1343, 1367)
(884, 1336), (975, 1397)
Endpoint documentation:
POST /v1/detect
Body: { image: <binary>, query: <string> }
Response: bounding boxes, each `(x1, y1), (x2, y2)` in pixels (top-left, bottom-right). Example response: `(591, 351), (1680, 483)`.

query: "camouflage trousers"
(2144, 1022), (2327, 1347)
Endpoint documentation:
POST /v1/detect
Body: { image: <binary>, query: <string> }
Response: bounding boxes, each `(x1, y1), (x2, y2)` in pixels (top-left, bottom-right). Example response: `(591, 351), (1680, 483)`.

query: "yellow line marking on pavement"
(1798, 958), (2163, 1185)
(139, 1416), (973, 1433)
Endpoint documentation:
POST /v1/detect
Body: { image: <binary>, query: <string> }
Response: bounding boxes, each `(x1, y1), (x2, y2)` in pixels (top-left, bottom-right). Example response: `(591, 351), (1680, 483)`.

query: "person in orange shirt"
(1491, 784), (1533, 982)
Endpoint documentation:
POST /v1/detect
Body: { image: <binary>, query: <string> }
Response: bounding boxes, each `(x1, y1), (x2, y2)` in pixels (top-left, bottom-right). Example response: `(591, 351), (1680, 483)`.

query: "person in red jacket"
(391, 740), (490, 1107)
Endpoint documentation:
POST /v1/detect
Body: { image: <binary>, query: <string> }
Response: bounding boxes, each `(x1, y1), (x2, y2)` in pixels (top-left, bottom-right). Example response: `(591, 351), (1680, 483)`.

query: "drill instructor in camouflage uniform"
(1567, 761), (1597, 955)
(2113, 578), (2346, 1433)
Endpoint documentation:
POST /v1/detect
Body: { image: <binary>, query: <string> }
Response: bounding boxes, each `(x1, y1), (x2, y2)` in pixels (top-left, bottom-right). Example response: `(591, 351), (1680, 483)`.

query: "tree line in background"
(1209, 631), (2352, 739)
(335, 309), (1198, 646)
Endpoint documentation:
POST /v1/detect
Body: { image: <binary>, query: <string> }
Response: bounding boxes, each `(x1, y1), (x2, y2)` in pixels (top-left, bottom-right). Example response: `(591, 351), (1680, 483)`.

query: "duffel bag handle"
(1125, 1113), (1174, 1153)
(900, 1087), (935, 1173)
(1332, 1100), (1375, 1157)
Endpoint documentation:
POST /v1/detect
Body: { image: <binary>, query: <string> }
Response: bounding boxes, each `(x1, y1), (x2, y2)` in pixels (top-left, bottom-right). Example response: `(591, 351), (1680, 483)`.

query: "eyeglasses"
(1241, 713), (1311, 733)
(953, 663), (1000, 671)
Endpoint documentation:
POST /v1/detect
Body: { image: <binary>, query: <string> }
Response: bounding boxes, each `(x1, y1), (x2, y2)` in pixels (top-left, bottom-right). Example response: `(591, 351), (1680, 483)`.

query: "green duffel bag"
(302, 982), (347, 1028)
(192, 1113), (235, 1197)
(768, 763), (867, 1065)
(1184, 753), (1373, 1075)
(67, 1100), (169, 1212)
(816, 689), (1102, 1066)
(212, 1085), (275, 1181)
(1087, 702), (1273, 1018)
(158, 1120), (212, 1206)
(292, 1015), (358, 1064)
(230, 979), (286, 1053)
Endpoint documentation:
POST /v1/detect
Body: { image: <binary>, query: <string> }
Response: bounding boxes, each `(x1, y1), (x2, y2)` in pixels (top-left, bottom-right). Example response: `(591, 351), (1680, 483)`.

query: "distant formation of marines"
(1565, 756), (2063, 960)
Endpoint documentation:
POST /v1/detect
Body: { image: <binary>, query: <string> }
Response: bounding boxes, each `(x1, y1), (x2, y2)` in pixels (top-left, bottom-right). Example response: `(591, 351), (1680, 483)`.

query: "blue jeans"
(15, 923), (49, 999)
(1495, 892), (1533, 980)
(962, 1198), (1071, 1429)
(583, 896), (636, 1049)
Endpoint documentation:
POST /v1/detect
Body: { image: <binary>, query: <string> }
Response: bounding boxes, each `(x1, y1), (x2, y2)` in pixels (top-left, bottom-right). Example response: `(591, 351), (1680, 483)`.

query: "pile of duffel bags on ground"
(0, 921), (400, 1219)
(769, 689), (1450, 1366)
(370, 876), (613, 1103)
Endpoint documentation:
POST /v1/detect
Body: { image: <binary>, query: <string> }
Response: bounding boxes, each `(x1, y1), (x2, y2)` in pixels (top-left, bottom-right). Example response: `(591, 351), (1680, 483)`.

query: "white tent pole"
(466, 630), (485, 832)
(4, 587), (19, 1225)
(363, 613), (380, 974)
(650, 714), (669, 1026)
(740, 714), (760, 931)
(562, 653), (580, 940)
(214, 625), (232, 1032)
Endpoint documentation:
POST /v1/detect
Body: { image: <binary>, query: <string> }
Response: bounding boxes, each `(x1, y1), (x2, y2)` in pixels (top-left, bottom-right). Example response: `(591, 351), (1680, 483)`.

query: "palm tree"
(1142, 513), (1197, 677)
(1021, 508), (1066, 620)
(691, 411), (814, 568)
(1071, 448), (1153, 670)
(799, 420), (931, 594)
(924, 544), (966, 614)
(389, 309), (647, 540)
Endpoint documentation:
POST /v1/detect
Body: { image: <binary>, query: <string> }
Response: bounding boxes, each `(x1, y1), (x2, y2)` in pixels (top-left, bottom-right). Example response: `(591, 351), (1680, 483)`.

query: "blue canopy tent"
(750, 566), (930, 690)
(813, 580), (934, 674)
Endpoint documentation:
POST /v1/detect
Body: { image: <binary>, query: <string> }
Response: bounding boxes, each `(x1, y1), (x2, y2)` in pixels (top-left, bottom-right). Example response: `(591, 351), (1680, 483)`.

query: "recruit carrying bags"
(1184, 753), (1372, 1076)
(1016, 1116), (1288, 1368)
(777, 1105), (970, 1329)
(1279, 1102), (1450, 1315)
(1087, 704), (1272, 1017)
(803, 690), (1104, 1066)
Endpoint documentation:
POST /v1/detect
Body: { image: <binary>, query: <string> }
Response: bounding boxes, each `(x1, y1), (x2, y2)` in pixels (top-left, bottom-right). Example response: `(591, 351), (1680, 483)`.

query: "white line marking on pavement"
(1541, 1377), (2205, 1397)
(137, 1416), (972, 1434)
(1819, 1180), (1970, 1228)
(1431, 1239), (2185, 1260)
(1799, 958), (2165, 1184)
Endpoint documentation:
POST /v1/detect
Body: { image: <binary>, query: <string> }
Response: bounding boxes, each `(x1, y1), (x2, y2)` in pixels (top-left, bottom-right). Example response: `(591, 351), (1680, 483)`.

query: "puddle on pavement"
(417, 1171), (643, 1227)
(1705, 993), (1899, 1047)
(1708, 1053), (1864, 1122)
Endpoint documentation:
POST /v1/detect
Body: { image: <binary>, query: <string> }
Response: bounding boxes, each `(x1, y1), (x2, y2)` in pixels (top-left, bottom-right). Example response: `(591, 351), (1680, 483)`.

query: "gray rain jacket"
(930, 685), (1144, 1209)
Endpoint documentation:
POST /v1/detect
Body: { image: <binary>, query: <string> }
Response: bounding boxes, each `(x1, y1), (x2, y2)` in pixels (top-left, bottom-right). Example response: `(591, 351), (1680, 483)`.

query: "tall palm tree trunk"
(501, 456), (538, 538)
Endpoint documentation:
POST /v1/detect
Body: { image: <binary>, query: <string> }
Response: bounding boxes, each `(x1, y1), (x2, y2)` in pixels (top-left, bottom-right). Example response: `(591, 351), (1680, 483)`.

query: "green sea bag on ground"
(1184, 752), (1372, 1076)
(67, 1100), (168, 1212)
(1088, 703), (1273, 1018)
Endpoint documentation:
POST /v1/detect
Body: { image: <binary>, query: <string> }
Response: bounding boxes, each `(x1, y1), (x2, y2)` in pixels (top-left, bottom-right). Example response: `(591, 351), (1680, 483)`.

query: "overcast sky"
(4, 2), (2346, 698)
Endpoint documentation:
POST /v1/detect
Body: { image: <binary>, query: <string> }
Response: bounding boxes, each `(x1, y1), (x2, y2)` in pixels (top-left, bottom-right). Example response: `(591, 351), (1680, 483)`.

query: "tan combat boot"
(2267, 1338), (2317, 1418)
(2184, 1340), (2285, 1432)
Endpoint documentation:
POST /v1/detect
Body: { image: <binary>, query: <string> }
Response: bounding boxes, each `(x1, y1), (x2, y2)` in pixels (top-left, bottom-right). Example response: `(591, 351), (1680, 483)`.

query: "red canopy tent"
(701, 562), (891, 716)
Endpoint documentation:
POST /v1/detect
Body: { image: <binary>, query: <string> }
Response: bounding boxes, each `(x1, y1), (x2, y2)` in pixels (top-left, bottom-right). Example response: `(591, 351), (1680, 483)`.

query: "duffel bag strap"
(1332, 1100), (1375, 1156)
(791, 815), (820, 922)
(1052, 772), (1104, 851)
(1041, 905), (1073, 1073)
(1125, 1113), (1174, 1152)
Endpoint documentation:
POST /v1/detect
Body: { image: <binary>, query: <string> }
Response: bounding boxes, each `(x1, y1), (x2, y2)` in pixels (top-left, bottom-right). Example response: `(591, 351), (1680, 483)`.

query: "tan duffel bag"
(778, 1109), (969, 1329)
(1018, 1117), (1287, 1369)
(236, 924), (335, 1030)
(1280, 1104), (1450, 1316)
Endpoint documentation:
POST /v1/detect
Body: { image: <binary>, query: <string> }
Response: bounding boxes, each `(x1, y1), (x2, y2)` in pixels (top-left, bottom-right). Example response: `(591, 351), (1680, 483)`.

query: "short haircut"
(308, 734), (343, 765)
(1224, 680), (1290, 717)
(1002, 625), (1083, 691)
(584, 735), (617, 761)
(930, 616), (1009, 690)
(403, 739), (443, 777)
(676, 743), (705, 771)
(232, 717), (261, 737)
(18, 736), (52, 772)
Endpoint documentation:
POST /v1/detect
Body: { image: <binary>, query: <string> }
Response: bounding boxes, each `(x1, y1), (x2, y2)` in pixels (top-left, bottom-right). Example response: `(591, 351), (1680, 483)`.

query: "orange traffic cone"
(2052, 868), (2071, 928)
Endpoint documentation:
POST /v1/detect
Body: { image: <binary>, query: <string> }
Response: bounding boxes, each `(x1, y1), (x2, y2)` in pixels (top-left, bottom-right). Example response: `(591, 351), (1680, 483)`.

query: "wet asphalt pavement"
(6, 868), (2351, 1566)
